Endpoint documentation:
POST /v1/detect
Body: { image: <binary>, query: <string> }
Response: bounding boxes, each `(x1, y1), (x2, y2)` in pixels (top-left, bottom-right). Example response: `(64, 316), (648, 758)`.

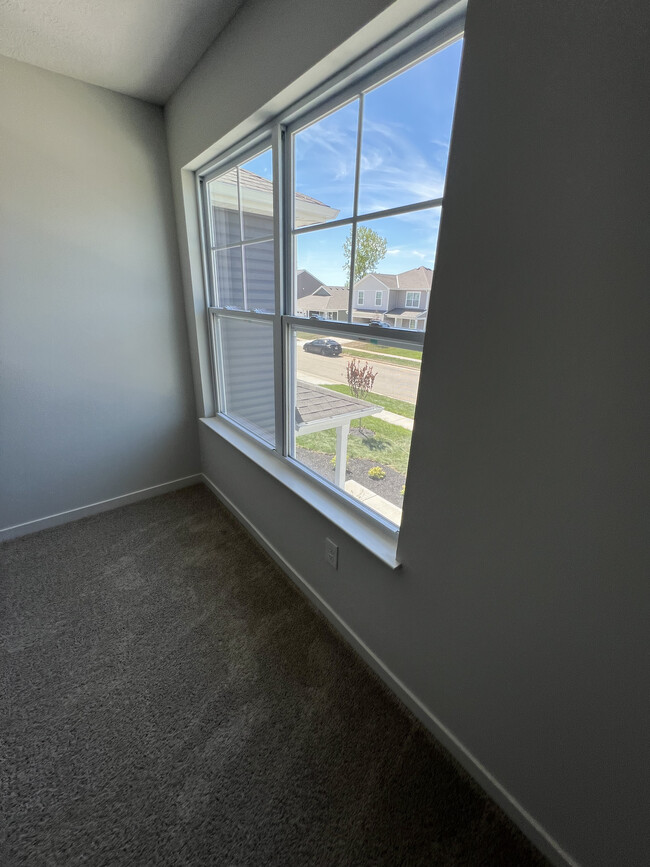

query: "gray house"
(296, 284), (349, 320)
(209, 171), (339, 310)
(352, 266), (433, 329)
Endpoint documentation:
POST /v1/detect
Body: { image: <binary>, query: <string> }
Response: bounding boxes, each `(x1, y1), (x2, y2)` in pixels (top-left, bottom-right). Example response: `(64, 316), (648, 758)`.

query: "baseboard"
(201, 472), (579, 867)
(0, 474), (203, 543)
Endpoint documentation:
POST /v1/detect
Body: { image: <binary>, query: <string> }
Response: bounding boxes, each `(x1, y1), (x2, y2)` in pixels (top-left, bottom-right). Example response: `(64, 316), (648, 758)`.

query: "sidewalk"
(344, 479), (402, 525)
(374, 409), (413, 431)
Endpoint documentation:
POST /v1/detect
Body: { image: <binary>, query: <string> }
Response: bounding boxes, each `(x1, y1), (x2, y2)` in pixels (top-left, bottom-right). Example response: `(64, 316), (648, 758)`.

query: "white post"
(335, 421), (350, 489)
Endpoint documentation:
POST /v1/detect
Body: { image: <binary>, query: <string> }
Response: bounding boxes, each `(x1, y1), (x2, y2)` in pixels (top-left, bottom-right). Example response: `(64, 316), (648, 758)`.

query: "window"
(198, 22), (463, 541)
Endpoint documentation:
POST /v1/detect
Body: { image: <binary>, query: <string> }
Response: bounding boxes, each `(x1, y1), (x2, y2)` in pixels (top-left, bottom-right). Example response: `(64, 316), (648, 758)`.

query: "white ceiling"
(0, 0), (247, 104)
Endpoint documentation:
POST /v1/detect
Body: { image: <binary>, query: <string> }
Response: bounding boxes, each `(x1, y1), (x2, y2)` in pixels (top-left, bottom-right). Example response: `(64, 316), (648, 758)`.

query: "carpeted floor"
(1, 485), (549, 866)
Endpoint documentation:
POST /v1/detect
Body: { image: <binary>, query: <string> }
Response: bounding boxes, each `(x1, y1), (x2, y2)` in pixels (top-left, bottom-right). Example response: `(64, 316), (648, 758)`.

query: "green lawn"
(323, 384), (416, 419)
(345, 341), (422, 361)
(298, 415), (412, 474)
(342, 347), (421, 370)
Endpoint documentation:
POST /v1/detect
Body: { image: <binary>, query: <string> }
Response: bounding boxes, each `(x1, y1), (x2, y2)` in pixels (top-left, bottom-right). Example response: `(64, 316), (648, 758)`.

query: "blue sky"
(293, 38), (463, 286)
(238, 39), (463, 288)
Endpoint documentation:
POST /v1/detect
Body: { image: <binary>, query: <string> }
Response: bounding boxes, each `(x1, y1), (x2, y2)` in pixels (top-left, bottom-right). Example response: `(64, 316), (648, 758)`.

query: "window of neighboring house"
(198, 18), (463, 545)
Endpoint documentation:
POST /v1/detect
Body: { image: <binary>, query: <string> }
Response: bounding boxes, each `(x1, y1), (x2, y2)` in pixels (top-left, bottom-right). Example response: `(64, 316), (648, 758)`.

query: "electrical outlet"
(325, 538), (338, 569)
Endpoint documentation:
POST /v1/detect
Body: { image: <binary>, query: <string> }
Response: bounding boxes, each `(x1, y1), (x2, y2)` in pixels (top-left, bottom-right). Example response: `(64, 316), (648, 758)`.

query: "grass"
(342, 347), (421, 370)
(323, 384), (416, 419)
(298, 415), (412, 474)
(345, 341), (422, 361)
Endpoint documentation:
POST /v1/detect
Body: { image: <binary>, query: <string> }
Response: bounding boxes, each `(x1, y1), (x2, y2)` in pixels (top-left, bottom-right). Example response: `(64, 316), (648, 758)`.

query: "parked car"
(369, 319), (392, 328)
(303, 338), (343, 357)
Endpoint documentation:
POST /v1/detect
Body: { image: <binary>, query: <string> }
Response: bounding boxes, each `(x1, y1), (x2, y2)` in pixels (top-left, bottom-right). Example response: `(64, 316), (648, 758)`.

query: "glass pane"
(207, 168), (240, 247)
(293, 99), (359, 228)
(358, 40), (463, 214)
(291, 326), (422, 526)
(240, 150), (274, 241)
(294, 224), (350, 320)
(351, 209), (439, 330)
(244, 241), (275, 313)
(213, 248), (244, 308)
(219, 317), (275, 445)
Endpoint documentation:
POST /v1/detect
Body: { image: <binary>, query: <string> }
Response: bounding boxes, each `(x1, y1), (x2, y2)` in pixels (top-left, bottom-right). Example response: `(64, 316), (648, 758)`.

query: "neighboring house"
(296, 285), (349, 320)
(351, 266), (433, 330)
(209, 170), (339, 310)
(296, 270), (324, 299)
(210, 167), (339, 237)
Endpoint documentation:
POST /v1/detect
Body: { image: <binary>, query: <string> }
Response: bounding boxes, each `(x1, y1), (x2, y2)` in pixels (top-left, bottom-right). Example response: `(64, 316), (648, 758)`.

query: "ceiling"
(0, 0), (247, 104)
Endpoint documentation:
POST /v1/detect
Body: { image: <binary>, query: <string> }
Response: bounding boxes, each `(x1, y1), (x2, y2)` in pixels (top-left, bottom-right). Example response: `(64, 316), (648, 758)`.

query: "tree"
(346, 358), (378, 432)
(343, 226), (387, 285)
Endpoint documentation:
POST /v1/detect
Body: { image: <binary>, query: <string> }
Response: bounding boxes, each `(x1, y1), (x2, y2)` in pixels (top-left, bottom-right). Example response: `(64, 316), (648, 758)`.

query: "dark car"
(303, 338), (342, 357)
(369, 319), (392, 328)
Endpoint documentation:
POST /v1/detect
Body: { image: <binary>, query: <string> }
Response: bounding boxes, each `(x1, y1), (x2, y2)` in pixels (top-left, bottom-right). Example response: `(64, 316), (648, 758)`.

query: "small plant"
(400, 485), (406, 497)
(346, 358), (378, 433)
(368, 466), (386, 480)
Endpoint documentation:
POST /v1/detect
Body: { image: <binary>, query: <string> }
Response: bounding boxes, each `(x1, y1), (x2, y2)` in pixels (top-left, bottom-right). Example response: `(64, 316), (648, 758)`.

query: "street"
(297, 347), (420, 404)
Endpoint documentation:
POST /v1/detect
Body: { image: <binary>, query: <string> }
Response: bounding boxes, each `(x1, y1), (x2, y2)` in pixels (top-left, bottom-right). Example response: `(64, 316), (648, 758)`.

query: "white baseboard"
(0, 474), (202, 543)
(201, 472), (579, 867)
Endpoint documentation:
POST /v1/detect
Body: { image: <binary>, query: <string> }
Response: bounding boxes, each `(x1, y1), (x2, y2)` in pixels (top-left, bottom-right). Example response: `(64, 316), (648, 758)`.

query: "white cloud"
(357, 119), (446, 211)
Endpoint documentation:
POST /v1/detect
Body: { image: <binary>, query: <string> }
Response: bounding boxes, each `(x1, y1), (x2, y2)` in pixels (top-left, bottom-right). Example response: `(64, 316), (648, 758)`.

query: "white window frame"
(196, 12), (464, 565)
(375, 290), (383, 306)
(405, 291), (421, 308)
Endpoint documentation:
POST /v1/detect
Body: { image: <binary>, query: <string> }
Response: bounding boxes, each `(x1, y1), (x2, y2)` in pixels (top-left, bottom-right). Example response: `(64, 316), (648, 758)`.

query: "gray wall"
(0, 57), (200, 533)
(166, 1), (650, 865)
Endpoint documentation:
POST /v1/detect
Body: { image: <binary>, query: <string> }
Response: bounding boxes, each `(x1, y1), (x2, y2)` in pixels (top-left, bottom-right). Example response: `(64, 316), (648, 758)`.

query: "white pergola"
(295, 381), (381, 488)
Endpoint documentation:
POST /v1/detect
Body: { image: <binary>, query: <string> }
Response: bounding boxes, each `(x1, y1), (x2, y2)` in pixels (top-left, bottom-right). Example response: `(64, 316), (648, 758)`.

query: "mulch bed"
(296, 446), (406, 508)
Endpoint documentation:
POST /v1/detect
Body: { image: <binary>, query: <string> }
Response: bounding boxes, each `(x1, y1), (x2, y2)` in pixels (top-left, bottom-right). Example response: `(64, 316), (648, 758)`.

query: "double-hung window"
(198, 18), (463, 545)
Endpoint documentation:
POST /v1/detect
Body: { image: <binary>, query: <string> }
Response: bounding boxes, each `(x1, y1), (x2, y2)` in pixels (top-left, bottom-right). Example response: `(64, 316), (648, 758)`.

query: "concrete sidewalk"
(374, 409), (414, 431)
(344, 479), (403, 525)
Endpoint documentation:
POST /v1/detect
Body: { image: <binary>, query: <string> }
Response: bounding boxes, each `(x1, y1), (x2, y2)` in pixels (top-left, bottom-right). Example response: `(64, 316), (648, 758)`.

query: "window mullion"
(212, 313), (227, 415)
(347, 93), (365, 323)
(197, 175), (219, 417)
(272, 124), (286, 453)
(236, 168), (248, 311)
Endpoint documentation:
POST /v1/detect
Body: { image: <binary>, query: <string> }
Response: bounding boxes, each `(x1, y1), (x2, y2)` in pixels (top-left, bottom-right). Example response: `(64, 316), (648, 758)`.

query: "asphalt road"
(297, 347), (420, 404)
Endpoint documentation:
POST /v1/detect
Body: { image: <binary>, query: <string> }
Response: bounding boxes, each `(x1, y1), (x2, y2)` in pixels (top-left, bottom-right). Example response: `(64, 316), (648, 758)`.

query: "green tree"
(343, 226), (388, 285)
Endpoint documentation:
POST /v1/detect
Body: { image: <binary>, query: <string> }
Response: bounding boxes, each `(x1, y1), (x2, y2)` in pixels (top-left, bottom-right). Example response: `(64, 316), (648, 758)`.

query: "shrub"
(346, 358), (378, 431)
(400, 485), (405, 497)
(368, 466), (386, 480)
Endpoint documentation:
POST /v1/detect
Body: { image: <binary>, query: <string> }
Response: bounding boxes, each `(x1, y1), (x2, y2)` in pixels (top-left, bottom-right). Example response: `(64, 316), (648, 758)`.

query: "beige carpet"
(1, 485), (548, 865)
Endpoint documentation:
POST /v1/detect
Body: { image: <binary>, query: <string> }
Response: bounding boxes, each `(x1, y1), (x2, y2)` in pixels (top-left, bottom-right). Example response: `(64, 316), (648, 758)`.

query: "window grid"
(198, 25), (463, 532)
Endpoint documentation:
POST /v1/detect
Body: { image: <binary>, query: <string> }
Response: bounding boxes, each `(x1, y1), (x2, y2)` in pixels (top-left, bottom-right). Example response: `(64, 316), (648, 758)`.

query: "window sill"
(200, 416), (400, 570)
